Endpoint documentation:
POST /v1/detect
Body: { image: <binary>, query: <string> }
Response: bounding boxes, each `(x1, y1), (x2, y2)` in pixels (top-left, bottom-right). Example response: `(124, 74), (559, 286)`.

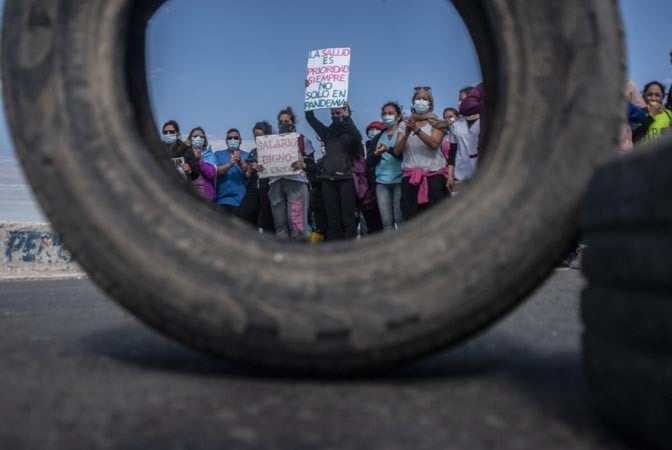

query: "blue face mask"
(191, 136), (205, 148)
(331, 116), (345, 126)
(227, 139), (241, 150)
(382, 115), (397, 127)
(163, 134), (177, 145)
(367, 130), (381, 140)
(413, 100), (430, 115)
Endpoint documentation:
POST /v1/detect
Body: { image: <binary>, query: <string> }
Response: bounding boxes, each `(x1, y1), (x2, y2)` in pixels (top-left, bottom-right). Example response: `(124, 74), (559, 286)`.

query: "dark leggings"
(235, 186), (275, 232)
(400, 174), (447, 221)
(321, 179), (357, 240)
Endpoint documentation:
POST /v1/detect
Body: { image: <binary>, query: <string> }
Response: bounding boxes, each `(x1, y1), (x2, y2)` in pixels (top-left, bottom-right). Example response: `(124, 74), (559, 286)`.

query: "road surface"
(0, 271), (632, 450)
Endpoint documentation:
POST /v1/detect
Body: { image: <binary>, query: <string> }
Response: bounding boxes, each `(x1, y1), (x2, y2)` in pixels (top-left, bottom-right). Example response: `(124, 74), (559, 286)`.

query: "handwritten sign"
(305, 47), (351, 111)
(256, 133), (301, 179)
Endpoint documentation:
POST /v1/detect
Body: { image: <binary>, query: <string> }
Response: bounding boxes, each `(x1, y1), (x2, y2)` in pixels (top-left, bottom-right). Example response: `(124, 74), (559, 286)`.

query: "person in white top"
(447, 114), (480, 193)
(393, 87), (448, 220)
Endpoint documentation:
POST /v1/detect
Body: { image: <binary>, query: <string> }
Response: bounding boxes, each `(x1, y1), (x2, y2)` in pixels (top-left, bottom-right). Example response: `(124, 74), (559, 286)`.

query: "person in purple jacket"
(185, 127), (217, 202)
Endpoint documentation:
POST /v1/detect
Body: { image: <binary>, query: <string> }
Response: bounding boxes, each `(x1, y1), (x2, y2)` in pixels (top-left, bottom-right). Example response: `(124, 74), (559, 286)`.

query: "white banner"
(256, 133), (301, 179)
(305, 47), (351, 111)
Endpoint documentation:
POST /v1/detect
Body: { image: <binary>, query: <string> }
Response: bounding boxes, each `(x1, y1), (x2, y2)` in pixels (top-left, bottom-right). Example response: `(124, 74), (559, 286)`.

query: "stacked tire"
(581, 136), (672, 450)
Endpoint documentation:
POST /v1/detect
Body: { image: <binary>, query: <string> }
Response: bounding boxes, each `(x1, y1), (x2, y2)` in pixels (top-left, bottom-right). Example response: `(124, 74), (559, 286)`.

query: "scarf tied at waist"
(402, 167), (448, 204)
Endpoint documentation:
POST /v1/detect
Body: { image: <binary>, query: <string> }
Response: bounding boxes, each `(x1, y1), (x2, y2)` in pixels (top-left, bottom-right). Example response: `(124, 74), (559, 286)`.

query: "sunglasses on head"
(414, 86), (432, 92)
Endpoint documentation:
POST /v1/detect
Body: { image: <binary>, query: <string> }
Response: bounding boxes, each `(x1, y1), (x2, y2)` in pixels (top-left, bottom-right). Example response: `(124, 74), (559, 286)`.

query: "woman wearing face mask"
(305, 81), (363, 240)
(214, 128), (249, 215)
(632, 81), (672, 144)
(440, 107), (460, 176)
(365, 121), (386, 155)
(366, 102), (405, 231)
(185, 127), (216, 202)
(393, 87), (448, 220)
(236, 121), (275, 233)
(261, 107), (316, 241)
(162, 120), (201, 182)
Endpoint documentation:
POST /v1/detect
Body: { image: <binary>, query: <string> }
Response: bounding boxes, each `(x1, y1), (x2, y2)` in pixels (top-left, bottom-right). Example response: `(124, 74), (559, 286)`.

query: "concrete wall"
(1, 222), (85, 280)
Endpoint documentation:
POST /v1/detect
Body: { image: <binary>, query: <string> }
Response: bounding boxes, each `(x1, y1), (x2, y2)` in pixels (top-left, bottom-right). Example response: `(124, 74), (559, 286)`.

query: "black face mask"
(278, 122), (296, 134)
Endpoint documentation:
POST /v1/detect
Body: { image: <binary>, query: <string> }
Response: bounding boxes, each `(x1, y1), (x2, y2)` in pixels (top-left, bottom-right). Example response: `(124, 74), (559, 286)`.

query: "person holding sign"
(393, 87), (448, 220)
(260, 107), (316, 241)
(162, 120), (201, 183)
(305, 81), (363, 240)
(214, 128), (248, 215)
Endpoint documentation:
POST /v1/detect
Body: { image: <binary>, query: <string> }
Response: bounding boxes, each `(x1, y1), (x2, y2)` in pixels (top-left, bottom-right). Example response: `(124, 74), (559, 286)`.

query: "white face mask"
(413, 99), (430, 114)
(191, 136), (205, 148)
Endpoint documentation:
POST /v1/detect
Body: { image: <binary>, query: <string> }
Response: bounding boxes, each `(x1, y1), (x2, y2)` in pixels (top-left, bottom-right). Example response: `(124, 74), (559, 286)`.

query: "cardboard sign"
(256, 133), (301, 179)
(305, 47), (351, 111)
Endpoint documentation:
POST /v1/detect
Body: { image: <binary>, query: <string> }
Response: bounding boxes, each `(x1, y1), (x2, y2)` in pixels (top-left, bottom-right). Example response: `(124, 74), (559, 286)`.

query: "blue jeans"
(376, 183), (403, 231)
(268, 179), (310, 240)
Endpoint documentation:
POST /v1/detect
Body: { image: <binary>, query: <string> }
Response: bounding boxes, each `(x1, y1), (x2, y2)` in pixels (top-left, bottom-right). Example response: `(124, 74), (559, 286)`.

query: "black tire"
(1, 1), (625, 373)
(582, 285), (672, 352)
(583, 333), (672, 450)
(581, 137), (672, 231)
(582, 233), (672, 289)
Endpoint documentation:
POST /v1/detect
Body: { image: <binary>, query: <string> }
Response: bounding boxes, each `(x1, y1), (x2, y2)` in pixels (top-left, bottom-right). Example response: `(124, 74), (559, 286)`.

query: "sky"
(0, 0), (670, 155)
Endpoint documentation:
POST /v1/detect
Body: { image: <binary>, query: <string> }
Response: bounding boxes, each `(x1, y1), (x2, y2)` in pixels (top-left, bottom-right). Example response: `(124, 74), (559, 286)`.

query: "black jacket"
(365, 132), (402, 172)
(165, 140), (201, 181)
(305, 111), (362, 180)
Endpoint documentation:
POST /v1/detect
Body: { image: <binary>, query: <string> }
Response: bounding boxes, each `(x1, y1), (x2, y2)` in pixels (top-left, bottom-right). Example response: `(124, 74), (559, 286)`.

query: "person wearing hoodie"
(162, 120), (201, 182)
(305, 89), (362, 240)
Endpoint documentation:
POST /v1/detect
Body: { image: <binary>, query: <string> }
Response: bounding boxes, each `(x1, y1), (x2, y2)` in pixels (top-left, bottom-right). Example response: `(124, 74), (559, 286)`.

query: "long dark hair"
(381, 101), (402, 120)
(643, 81), (666, 98)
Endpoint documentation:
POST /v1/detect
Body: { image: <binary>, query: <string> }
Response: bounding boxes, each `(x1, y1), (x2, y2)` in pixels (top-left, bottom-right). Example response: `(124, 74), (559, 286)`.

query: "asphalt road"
(0, 271), (633, 450)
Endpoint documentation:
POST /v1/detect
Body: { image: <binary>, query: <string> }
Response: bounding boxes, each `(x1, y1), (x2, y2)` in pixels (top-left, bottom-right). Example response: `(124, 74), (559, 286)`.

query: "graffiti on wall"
(3, 230), (72, 266)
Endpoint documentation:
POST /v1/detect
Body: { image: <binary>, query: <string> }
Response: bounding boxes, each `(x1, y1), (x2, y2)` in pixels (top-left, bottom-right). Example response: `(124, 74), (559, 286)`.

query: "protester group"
(161, 82), (485, 243)
(161, 47), (671, 245)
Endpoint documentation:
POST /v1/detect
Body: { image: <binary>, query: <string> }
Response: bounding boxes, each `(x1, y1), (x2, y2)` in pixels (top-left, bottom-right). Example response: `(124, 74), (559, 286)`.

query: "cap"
(366, 121), (386, 133)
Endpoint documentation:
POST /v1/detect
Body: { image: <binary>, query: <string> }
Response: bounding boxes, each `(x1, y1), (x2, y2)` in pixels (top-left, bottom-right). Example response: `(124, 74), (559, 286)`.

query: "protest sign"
(256, 133), (301, 179)
(305, 47), (351, 111)
(171, 157), (185, 169)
